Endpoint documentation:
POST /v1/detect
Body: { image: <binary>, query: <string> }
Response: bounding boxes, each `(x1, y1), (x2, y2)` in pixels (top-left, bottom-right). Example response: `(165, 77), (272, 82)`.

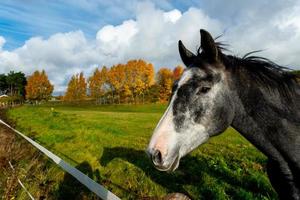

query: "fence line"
(0, 119), (121, 200)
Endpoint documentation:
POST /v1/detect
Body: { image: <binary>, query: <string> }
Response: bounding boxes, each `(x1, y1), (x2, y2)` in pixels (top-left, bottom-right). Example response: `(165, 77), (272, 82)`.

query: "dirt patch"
(0, 115), (20, 199)
(0, 125), (14, 167)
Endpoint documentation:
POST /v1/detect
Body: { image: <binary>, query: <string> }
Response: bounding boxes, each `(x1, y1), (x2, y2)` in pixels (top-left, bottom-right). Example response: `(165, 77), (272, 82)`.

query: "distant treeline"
(64, 59), (183, 104)
(0, 71), (27, 104)
(0, 59), (183, 104)
(0, 71), (26, 96)
(1, 62), (299, 105)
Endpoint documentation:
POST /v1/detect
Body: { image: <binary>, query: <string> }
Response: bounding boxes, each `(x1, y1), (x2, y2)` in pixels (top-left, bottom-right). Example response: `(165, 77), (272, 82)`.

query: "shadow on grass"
(56, 161), (100, 200)
(100, 147), (277, 199)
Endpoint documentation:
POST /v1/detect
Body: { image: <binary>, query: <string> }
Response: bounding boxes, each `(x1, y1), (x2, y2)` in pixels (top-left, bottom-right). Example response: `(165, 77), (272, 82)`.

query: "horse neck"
(230, 75), (299, 159)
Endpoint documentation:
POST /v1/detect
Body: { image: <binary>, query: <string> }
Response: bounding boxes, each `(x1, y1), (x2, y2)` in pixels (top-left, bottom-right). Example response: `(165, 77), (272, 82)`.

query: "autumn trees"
(79, 60), (183, 104)
(173, 65), (184, 80)
(89, 67), (108, 101)
(155, 65), (184, 102)
(87, 59), (155, 104)
(120, 60), (154, 103)
(64, 72), (87, 101)
(156, 68), (173, 102)
(26, 70), (53, 102)
(1, 59), (183, 105)
(0, 70), (53, 104)
(16, 59), (183, 104)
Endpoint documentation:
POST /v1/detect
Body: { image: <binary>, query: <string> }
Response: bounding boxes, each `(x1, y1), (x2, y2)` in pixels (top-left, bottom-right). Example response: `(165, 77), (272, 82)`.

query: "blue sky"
(0, 0), (299, 93)
(0, 0), (199, 50)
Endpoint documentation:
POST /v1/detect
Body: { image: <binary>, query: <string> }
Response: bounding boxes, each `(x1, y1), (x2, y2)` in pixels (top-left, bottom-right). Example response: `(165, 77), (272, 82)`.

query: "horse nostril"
(152, 149), (162, 166)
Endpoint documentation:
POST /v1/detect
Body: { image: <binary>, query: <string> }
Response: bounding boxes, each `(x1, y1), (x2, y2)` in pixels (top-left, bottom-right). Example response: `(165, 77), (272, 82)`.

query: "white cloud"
(0, 31), (101, 92)
(163, 9), (182, 23)
(96, 19), (138, 55)
(0, 1), (300, 93)
(220, 1), (300, 67)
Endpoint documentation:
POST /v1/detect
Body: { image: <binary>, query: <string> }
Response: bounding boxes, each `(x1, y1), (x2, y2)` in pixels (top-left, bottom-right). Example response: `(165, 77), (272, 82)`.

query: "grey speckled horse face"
(147, 30), (235, 172)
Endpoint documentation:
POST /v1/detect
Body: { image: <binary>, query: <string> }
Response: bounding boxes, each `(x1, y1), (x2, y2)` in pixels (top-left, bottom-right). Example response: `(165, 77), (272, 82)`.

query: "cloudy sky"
(0, 0), (300, 93)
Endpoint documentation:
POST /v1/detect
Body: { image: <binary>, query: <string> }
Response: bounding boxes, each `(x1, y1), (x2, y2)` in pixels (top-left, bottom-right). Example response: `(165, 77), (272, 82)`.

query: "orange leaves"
(21, 59), (185, 104)
(88, 59), (155, 103)
(25, 70), (54, 102)
(86, 59), (184, 103)
(125, 59), (154, 96)
(157, 65), (184, 102)
(156, 68), (173, 102)
(173, 65), (184, 80)
(109, 64), (126, 93)
(64, 72), (87, 101)
(89, 67), (108, 98)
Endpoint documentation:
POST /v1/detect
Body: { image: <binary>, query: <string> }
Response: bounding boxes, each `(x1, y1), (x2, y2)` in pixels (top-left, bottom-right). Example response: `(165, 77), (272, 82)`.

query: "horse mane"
(197, 42), (298, 102)
(226, 54), (298, 101)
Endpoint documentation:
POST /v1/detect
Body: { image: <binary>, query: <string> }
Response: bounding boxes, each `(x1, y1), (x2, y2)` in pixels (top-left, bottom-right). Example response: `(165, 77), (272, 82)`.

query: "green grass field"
(7, 104), (277, 199)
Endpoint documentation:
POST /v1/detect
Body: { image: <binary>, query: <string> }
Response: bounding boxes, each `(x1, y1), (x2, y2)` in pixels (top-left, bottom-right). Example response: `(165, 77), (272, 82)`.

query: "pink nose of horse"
(148, 148), (163, 166)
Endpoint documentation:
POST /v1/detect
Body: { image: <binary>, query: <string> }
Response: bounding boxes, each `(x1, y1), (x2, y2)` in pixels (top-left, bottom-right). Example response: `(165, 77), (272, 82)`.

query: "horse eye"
(197, 86), (211, 94)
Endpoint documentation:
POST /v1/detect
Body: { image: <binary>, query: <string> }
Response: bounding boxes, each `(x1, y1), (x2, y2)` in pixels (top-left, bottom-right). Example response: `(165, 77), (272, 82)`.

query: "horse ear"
(200, 29), (218, 61)
(178, 40), (196, 67)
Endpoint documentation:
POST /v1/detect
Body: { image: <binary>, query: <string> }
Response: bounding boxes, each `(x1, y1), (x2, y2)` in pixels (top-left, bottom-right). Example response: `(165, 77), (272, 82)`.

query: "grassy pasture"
(7, 104), (277, 199)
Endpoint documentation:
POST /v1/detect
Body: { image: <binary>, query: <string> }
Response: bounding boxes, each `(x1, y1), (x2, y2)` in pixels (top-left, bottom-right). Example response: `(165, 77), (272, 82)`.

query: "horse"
(147, 29), (300, 200)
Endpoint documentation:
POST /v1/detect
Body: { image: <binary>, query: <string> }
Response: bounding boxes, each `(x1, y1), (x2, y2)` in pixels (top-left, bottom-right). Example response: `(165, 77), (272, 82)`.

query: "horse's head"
(147, 29), (236, 172)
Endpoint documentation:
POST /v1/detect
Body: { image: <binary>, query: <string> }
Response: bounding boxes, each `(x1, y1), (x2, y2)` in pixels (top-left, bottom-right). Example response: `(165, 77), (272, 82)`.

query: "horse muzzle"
(146, 147), (180, 172)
